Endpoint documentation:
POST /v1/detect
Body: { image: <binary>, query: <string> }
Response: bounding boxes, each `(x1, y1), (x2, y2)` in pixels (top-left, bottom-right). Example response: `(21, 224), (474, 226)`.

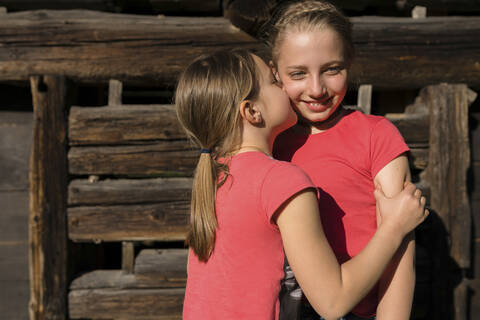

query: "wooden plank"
(421, 84), (475, 320)
(68, 202), (189, 242)
(70, 250), (188, 289)
(108, 79), (123, 106)
(68, 105), (185, 145)
(135, 249), (187, 287)
(357, 84), (372, 115)
(0, 111), (33, 191)
(68, 178), (192, 206)
(0, 11), (478, 88)
(68, 287), (184, 320)
(385, 112), (429, 145)
(68, 142), (198, 176)
(0, 11), (261, 86)
(29, 76), (68, 320)
(122, 242), (135, 274)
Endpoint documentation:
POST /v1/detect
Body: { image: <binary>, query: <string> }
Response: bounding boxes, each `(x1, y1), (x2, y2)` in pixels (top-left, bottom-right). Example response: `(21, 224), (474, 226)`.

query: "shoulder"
(264, 158), (314, 189)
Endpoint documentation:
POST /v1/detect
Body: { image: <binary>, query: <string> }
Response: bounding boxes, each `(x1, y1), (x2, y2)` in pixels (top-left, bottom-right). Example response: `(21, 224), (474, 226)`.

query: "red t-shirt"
(274, 110), (409, 318)
(183, 151), (315, 320)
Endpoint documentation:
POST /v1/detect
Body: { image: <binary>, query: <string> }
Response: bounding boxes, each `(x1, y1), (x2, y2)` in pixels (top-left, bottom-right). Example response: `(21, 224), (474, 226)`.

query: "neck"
(300, 106), (349, 134)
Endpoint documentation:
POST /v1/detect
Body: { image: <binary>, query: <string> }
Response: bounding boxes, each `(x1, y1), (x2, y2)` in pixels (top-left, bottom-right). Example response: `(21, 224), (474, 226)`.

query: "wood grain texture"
(385, 112), (429, 145)
(0, 11), (477, 88)
(421, 83), (475, 320)
(68, 202), (189, 241)
(68, 177), (192, 206)
(69, 104), (185, 145)
(134, 249), (187, 287)
(29, 76), (68, 320)
(68, 142), (198, 176)
(68, 287), (184, 319)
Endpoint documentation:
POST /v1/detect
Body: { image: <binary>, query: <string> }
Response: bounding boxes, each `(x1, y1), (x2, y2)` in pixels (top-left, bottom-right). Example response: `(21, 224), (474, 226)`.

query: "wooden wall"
(0, 88), (33, 320)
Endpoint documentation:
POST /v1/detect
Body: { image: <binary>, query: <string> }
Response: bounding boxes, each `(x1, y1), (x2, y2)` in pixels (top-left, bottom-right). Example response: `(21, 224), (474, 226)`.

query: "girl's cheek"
(282, 80), (303, 101)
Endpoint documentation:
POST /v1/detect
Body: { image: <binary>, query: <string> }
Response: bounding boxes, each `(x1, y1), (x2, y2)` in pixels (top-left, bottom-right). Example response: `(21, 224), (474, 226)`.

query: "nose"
(307, 76), (327, 98)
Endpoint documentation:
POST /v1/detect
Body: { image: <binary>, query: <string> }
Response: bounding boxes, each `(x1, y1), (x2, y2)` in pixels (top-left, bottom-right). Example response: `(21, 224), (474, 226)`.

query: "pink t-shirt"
(183, 151), (315, 320)
(274, 110), (409, 318)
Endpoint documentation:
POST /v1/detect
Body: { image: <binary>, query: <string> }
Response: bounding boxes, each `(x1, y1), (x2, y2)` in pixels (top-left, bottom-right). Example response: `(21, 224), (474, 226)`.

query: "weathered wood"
(0, 11), (478, 88)
(68, 178), (192, 206)
(68, 287), (184, 319)
(135, 249), (187, 287)
(149, 0), (221, 13)
(108, 79), (122, 106)
(68, 105), (185, 145)
(357, 84), (372, 115)
(0, 111), (33, 191)
(0, 11), (261, 86)
(385, 112), (429, 145)
(68, 202), (189, 242)
(68, 142), (198, 176)
(29, 76), (68, 320)
(409, 147), (428, 170)
(473, 162), (480, 202)
(70, 250), (188, 289)
(0, 0), (221, 14)
(122, 242), (135, 274)
(421, 84), (476, 320)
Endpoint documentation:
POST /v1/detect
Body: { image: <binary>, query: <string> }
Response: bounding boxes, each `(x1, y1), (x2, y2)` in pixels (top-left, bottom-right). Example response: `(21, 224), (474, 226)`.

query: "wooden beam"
(68, 105), (185, 146)
(0, 11), (477, 88)
(68, 178), (192, 206)
(68, 288), (184, 320)
(108, 79), (123, 106)
(68, 202), (189, 242)
(421, 83), (476, 320)
(29, 76), (68, 320)
(68, 142), (198, 176)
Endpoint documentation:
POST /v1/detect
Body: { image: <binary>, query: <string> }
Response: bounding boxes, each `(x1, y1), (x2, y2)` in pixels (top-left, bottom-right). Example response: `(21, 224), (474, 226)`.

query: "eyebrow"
(285, 61), (345, 70)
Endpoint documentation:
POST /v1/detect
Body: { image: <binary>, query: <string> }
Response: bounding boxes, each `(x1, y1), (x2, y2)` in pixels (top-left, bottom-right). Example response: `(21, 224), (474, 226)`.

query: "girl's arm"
(375, 155), (415, 320)
(276, 183), (426, 320)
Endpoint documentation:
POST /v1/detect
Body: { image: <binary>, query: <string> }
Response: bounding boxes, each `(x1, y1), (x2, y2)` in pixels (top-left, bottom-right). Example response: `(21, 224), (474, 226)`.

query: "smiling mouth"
(303, 97), (334, 111)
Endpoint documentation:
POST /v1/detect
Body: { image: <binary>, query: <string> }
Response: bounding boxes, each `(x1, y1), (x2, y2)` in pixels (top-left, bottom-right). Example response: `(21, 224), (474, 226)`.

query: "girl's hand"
(374, 182), (428, 237)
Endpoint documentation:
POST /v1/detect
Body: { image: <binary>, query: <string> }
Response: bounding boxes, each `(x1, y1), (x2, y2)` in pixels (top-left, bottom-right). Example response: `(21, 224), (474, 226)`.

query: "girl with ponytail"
(176, 49), (428, 320)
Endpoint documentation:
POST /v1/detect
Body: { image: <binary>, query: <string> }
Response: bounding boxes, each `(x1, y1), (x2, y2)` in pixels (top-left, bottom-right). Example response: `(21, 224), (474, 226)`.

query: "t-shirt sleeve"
(260, 161), (316, 226)
(370, 117), (410, 178)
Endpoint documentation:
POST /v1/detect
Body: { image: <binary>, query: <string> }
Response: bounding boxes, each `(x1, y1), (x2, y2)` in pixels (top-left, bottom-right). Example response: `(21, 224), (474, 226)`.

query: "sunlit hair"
(175, 50), (260, 262)
(266, 0), (354, 68)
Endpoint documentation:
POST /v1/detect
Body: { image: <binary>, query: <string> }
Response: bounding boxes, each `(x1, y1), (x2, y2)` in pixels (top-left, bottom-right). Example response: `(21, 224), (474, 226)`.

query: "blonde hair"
(175, 50), (260, 262)
(266, 0), (354, 67)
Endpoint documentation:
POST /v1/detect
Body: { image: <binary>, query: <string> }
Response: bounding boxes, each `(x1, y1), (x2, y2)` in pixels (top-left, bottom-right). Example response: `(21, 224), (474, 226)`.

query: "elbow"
(311, 299), (350, 320)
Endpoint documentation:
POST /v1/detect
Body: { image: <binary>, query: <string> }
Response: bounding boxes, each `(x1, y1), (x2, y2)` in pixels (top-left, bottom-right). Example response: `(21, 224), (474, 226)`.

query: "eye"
(289, 71), (306, 79)
(324, 66), (344, 75)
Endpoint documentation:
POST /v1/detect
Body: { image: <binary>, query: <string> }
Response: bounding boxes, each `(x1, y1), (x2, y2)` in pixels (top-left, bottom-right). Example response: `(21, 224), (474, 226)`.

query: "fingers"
(373, 184), (386, 200)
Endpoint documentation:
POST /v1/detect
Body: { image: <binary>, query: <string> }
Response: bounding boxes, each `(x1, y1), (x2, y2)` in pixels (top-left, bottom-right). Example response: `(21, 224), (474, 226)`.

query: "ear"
(269, 61), (280, 82)
(239, 100), (263, 125)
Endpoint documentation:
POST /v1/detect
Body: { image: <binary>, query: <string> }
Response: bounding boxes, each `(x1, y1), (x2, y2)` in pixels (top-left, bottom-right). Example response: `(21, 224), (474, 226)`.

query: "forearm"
(327, 224), (405, 315)
(376, 233), (415, 320)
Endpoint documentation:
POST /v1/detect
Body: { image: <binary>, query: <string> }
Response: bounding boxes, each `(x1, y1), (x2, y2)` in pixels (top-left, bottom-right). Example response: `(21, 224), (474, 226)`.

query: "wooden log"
(0, 11), (261, 86)
(68, 142), (198, 176)
(68, 105), (185, 146)
(68, 202), (189, 242)
(421, 83), (476, 320)
(148, 0), (221, 14)
(0, 0), (120, 12)
(0, 10), (478, 88)
(68, 178), (192, 206)
(70, 250), (188, 289)
(135, 249), (187, 287)
(29, 76), (68, 320)
(385, 112), (429, 145)
(68, 287), (184, 320)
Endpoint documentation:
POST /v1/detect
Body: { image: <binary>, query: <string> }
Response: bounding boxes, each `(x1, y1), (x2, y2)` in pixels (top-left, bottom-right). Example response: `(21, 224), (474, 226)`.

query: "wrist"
(376, 223), (404, 249)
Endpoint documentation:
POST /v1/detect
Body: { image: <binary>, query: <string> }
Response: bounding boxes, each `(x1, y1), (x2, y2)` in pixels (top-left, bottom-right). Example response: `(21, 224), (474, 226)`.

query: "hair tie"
(200, 148), (211, 154)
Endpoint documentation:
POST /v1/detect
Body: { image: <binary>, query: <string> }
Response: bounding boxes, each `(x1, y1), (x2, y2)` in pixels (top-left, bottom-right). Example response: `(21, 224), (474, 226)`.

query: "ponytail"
(187, 152), (218, 261)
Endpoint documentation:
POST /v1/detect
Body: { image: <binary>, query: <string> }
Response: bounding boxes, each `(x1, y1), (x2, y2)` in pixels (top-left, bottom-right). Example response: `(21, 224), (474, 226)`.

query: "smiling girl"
(270, 1), (416, 319)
